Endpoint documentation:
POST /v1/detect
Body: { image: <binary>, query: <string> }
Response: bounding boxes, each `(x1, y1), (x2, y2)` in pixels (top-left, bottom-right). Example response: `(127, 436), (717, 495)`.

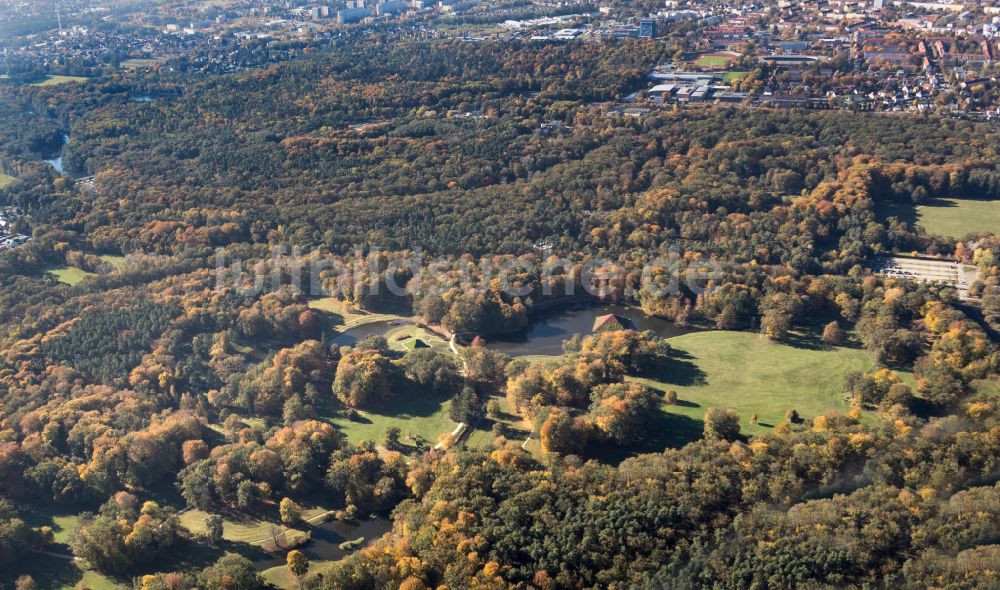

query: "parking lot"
(875, 256), (980, 300)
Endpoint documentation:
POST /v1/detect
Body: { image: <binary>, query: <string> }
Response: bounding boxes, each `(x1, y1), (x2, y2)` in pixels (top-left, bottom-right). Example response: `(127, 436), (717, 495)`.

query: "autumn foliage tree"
(333, 350), (395, 408)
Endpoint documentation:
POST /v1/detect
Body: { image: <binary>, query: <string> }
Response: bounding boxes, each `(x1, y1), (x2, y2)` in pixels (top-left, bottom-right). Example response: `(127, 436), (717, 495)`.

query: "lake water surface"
(485, 303), (698, 357)
(328, 304), (697, 357)
(43, 133), (69, 174)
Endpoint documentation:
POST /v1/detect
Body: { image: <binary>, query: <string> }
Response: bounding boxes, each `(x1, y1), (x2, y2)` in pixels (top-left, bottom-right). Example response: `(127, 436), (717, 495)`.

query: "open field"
(22, 506), (83, 544)
(464, 394), (533, 451)
(44, 255), (142, 285)
(12, 508), (124, 589)
(723, 70), (750, 82)
(262, 559), (338, 588)
(463, 424), (500, 450)
(30, 75), (88, 86)
(308, 296), (373, 324)
(877, 197), (1000, 238)
(75, 570), (123, 590)
(329, 393), (455, 449)
(46, 266), (94, 285)
(521, 436), (543, 458)
(205, 415), (266, 438)
(631, 330), (877, 441)
(2, 553), (124, 590)
(0, 172), (15, 188)
(471, 329), (880, 457)
(309, 297), (414, 330)
(179, 509), (309, 551)
(45, 513), (83, 544)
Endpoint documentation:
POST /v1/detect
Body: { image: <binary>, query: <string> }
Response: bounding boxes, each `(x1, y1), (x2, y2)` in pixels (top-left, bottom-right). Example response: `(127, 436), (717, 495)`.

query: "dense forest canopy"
(0, 35), (998, 590)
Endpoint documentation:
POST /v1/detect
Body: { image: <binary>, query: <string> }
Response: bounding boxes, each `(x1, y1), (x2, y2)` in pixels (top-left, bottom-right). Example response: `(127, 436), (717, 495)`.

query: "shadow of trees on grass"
(645, 352), (707, 387)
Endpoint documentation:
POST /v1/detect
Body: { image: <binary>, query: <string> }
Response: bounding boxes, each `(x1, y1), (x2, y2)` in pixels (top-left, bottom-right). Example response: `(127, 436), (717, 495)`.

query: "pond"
(253, 516), (393, 570)
(328, 303), (698, 357)
(43, 133), (69, 174)
(484, 303), (699, 357)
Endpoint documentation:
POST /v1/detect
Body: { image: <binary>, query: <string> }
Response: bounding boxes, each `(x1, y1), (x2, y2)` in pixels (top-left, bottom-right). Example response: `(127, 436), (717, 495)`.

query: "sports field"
(695, 54), (736, 68)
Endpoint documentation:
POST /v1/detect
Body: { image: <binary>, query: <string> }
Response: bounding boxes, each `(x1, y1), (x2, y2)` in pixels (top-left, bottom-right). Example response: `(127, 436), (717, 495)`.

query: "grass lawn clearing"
(262, 559), (339, 588)
(5, 507), (125, 589)
(179, 509), (309, 551)
(308, 296), (355, 318)
(46, 266), (94, 285)
(21, 506), (84, 544)
(0, 172), (15, 188)
(30, 75), (88, 86)
(46, 512), (84, 544)
(464, 395), (532, 450)
(328, 392), (455, 450)
(299, 504), (336, 523)
(305, 305), (465, 451)
(384, 324), (451, 354)
(45, 255), (127, 285)
(631, 330), (877, 441)
(309, 297), (415, 330)
(2, 552), (125, 590)
(877, 197), (1000, 238)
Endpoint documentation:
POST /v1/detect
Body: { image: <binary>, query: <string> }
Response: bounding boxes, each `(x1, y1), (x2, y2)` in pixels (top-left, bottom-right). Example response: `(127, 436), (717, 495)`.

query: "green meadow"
(632, 330), (875, 440)
(30, 75), (89, 87)
(877, 197), (1000, 238)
